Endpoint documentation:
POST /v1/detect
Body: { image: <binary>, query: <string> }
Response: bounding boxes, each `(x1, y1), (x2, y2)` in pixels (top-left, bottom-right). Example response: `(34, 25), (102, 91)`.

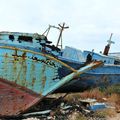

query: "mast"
(56, 23), (69, 49)
(103, 33), (114, 55)
(42, 23), (69, 50)
(42, 25), (59, 37)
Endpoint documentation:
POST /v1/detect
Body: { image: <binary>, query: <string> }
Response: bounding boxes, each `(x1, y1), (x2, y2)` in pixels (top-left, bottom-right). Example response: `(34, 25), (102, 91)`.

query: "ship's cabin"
(0, 32), (61, 56)
(61, 46), (120, 65)
(83, 50), (120, 65)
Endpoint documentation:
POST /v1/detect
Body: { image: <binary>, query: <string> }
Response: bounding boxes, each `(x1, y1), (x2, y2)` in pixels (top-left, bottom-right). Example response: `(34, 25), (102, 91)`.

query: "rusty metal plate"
(0, 78), (42, 117)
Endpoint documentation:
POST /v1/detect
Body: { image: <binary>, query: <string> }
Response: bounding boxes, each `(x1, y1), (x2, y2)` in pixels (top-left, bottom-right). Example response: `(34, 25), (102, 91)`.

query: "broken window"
(18, 36), (33, 42)
(9, 35), (14, 40)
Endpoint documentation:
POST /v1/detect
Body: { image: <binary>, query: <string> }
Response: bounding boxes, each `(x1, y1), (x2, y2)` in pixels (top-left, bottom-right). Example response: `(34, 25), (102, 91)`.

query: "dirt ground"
(107, 113), (120, 120)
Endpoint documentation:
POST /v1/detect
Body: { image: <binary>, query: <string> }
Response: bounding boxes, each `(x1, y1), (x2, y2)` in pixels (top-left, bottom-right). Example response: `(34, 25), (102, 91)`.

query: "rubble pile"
(21, 97), (108, 120)
(0, 93), (119, 120)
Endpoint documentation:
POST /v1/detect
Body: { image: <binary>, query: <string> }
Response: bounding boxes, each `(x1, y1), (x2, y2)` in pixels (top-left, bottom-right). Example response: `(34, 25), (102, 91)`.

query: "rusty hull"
(0, 78), (41, 117)
(0, 45), (103, 117)
(0, 44), (75, 117)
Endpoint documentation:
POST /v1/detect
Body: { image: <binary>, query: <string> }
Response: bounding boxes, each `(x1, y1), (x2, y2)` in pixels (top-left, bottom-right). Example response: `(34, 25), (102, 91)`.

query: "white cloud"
(0, 0), (120, 52)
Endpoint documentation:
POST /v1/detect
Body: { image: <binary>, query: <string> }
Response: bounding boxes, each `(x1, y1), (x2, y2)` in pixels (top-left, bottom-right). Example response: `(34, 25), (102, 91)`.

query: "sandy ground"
(107, 113), (120, 120)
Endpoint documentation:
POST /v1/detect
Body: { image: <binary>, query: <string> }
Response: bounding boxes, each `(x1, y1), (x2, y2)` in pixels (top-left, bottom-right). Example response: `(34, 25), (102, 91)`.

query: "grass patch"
(104, 84), (120, 95)
(93, 108), (116, 118)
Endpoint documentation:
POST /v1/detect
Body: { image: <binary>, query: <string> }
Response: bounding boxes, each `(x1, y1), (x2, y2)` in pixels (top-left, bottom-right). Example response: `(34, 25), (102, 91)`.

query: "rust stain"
(41, 64), (46, 93)
(4, 53), (8, 58)
(13, 49), (18, 61)
(32, 77), (36, 87)
(0, 46), (76, 72)
(0, 78), (42, 117)
(31, 60), (35, 89)
(91, 61), (103, 69)
(21, 59), (27, 86)
(22, 52), (26, 60)
(2, 55), (8, 78)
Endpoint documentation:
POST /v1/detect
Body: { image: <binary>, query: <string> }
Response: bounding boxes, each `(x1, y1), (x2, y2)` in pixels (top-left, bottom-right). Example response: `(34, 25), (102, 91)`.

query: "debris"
(22, 118), (40, 120)
(88, 102), (107, 111)
(13, 95), (118, 120)
(80, 98), (112, 111)
(62, 105), (72, 110)
(22, 110), (51, 117)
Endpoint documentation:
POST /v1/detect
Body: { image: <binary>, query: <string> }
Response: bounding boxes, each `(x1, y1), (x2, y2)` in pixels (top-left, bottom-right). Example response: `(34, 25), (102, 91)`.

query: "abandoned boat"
(0, 30), (102, 117)
(0, 25), (119, 117)
(58, 33), (120, 92)
(57, 47), (120, 92)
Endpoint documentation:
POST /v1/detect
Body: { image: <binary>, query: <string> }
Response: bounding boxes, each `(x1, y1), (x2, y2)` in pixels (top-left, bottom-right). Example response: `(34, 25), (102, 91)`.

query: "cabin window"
(104, 60), (106, 63)
(9, 35), (14, 40)
(114, 60), (120, 65)
(18, 36), (33, 42)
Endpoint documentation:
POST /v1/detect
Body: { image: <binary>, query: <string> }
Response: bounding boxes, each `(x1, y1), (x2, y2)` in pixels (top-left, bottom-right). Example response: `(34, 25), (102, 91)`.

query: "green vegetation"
(104, 84), (120, 95)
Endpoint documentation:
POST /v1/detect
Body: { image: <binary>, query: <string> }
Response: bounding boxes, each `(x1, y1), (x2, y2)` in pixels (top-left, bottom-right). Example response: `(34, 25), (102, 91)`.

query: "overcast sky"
(0, 0), (120, 53)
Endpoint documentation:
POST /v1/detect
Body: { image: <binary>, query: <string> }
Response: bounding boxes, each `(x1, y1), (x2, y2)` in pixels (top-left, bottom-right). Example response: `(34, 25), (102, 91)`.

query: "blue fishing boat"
(0, 24), (102, 117)
(56, 50), (119, 92)
(58, 33), (120, 92)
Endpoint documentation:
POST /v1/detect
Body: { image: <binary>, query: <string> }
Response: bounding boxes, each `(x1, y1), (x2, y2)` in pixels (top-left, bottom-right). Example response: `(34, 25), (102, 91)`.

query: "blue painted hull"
(0, 45), (103, 95)
(0, 31), (120, 94)
(56, 63), (120, 92)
